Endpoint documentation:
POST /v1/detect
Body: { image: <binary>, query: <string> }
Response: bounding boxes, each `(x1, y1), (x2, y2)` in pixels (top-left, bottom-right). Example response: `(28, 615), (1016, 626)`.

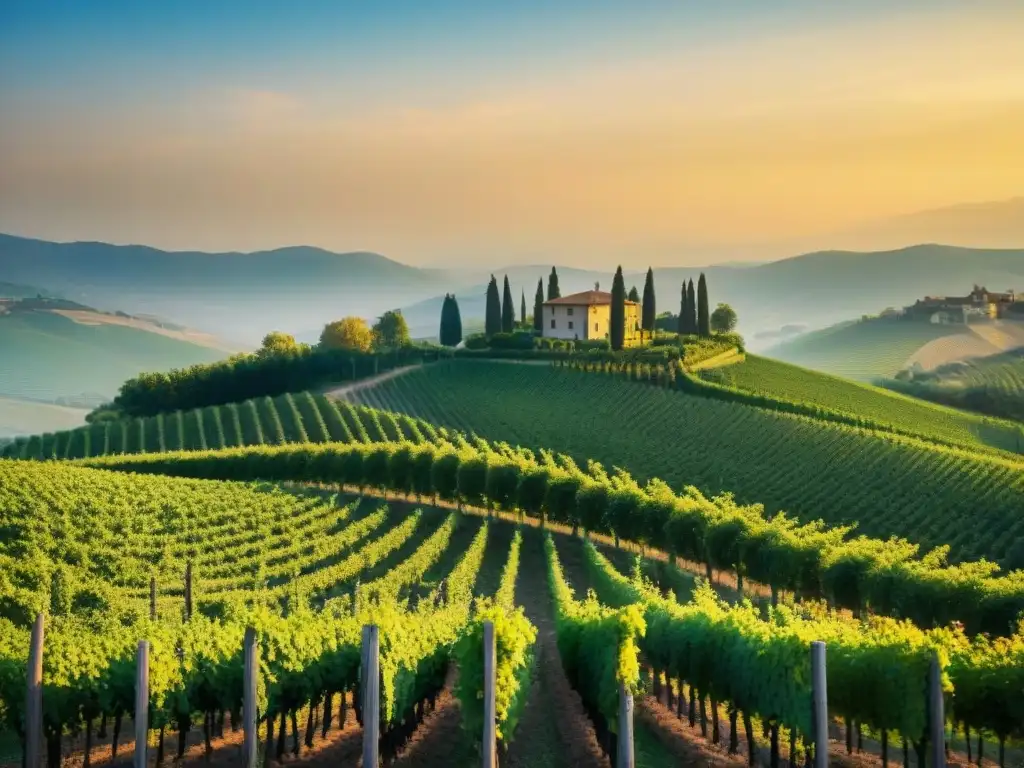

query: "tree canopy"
(610, 266), (626, 351)
(501, 275), (515, 333)
(641, 267), (656, 334)
(697, 273), (711, 337)
(711, 302), (738, 333)
(320, 317), (373, 352)
(547, 267), (561, 301)
(627, 285), (640, 303)
(372, 310), (411, 349)
(485, 275), (501, 337)
(533, 279), (544, 333)
(259, 331), (302, 357)
(439, 294), (463, 347)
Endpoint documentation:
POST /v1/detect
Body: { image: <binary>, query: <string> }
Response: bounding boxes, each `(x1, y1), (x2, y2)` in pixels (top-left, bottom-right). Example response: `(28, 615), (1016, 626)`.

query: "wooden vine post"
(25, 613), (44, 768)
(362, 625), (380, 768)
(134, 640), (149, 768)
(482, 621), (496, 768)
(811, 641), (828, 768)
(243, 627), (259, 768)
(929, 654), (946, 768)
(617, 681), (634, 768)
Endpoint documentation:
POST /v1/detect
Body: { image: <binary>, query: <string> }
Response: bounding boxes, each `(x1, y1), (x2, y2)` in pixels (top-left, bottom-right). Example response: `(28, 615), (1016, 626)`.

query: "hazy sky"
(2, 0), (1023, 267)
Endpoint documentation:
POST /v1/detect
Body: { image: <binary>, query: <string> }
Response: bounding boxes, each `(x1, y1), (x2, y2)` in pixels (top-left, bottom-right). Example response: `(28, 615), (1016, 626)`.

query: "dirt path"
(324, 365), (421, 400)
(504, 527), (607, 768)
(392, 667), (474, 768)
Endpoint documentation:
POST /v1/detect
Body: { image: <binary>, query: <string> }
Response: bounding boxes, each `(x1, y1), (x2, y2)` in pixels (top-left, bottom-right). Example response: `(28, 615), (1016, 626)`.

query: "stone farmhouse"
(542, 288), (641, 344)
(905, 285), (1019, 325)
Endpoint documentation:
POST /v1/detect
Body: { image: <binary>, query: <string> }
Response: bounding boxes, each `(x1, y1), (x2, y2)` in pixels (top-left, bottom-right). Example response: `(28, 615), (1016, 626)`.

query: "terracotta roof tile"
(543, 290), (638, 306)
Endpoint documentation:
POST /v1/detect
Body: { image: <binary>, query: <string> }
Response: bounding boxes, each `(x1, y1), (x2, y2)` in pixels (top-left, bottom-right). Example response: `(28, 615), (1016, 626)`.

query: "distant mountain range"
(2, 232), (1023, 348)
(831, 198), (1024, 253)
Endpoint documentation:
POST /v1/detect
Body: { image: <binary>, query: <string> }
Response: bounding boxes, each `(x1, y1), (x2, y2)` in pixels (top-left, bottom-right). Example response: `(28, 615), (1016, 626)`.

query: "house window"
(594, 323), (599, 331)
(550, 319), (556, 329)
(568, 321), (574, 330)
(567, 307), (574, 316)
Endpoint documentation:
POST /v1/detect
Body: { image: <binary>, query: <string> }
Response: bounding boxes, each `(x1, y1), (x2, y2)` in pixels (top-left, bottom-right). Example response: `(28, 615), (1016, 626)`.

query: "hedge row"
(77, 440), (1024, 638)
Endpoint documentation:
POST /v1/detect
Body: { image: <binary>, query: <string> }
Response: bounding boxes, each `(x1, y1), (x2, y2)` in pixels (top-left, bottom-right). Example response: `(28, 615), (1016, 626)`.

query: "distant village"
(881, 285), (1023, 325)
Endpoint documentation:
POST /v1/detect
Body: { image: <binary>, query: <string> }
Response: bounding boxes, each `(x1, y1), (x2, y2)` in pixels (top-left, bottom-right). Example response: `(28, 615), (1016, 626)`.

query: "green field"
(700, 353), (1024, 453)
(350, 360), (1024, 565)
(0, 309), (226, 403)
(766, 318), (959, 380)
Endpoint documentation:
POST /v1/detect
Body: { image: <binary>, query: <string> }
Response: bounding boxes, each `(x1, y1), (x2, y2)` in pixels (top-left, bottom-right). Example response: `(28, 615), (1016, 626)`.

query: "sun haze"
(2, 0), (1022, 266)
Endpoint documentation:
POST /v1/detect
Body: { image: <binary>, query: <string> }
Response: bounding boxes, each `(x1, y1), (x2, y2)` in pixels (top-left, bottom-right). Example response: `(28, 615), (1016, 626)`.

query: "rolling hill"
(698, 353), (1024, 453)
(0, 233), (452, 346)
(0, 303), (230, 429)
(339, 360), (1024, 566)
(884, 348), (1024, 423)
(765, 316), (1024, 381)
(5, 232), (1024, 347)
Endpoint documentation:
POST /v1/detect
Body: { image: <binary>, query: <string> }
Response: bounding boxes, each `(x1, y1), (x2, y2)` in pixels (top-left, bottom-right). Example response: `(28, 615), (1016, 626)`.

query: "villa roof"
(543, 290), (638, 306)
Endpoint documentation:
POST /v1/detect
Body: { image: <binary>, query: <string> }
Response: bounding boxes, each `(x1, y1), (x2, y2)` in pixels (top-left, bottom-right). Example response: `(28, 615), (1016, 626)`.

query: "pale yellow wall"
(543, 301), (642, 342)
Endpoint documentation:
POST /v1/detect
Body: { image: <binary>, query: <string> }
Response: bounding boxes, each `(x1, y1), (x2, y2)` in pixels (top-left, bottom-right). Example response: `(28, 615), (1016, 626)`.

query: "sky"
(2, 0), (1023, 267)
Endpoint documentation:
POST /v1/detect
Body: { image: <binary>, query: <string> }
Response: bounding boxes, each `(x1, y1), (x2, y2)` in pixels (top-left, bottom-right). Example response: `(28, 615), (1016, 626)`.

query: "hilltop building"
(905, 285), (1019, 324)
(542, 289), (641, 343)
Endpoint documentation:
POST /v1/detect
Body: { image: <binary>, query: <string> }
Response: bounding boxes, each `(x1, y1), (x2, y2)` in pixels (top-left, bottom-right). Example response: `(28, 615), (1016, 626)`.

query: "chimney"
(594, 282), (600, 291)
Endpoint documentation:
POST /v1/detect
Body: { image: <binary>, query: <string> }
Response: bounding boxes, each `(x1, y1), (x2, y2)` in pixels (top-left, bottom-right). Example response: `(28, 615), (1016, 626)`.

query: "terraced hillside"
(346, 359), (1024, 565)
(699, 353), (1024, 453)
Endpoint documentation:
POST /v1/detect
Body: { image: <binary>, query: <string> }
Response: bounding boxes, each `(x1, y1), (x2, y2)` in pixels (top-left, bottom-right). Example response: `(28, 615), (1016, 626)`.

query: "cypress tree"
(547, 267), (561, 301)
(697, 273), (711, 337)
(439, 294), (450, 345)
(439, 294), (463, 347)
(641, 267), (656, 335)
(610, 266), (626, 351)
(520, 290), (526, 327)
(533, 279), (545, 333)
(677, 283), (687, 334)
(501, 275), (515, 333)
(449, 294), (462, 346)
(628, 285), (640, 303)
(485, 275), (501, 338)
(687, 279), (697, 336)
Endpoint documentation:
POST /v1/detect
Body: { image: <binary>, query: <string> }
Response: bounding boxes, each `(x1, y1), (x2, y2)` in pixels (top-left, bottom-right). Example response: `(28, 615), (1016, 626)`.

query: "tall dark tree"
(439, 294), (463, 347)
(687, 279), (697, 335)
(533, 279), (545, 333)
(485, 275), (502, 338)
(697, 272), (711, 337)
(610, 266), (626, 351)
(641, 267), (656, 336)
(501, 275), (515, 333)
(520, 290), (526, 327)
(547, 267), (561, 301)
(628, 285), (640, 303)
(677, 283), (687, 334)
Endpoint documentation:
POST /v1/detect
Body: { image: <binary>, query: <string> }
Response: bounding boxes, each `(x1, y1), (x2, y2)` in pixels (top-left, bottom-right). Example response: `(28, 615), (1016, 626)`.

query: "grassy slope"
(765, 318), (960, 380)
(349, 360), (1024, 564)
(702, 353), (1024, 453)
(0, 310), (225, 402)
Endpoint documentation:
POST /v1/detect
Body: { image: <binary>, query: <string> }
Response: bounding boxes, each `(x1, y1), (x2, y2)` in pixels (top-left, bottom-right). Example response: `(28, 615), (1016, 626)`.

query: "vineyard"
(345, 360), (1024, 566)
(0, 391), (444, 462)
(884, 349), (1024, 423)
(697, 353), (1023, 454)
(2, 456), (1022, 767)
